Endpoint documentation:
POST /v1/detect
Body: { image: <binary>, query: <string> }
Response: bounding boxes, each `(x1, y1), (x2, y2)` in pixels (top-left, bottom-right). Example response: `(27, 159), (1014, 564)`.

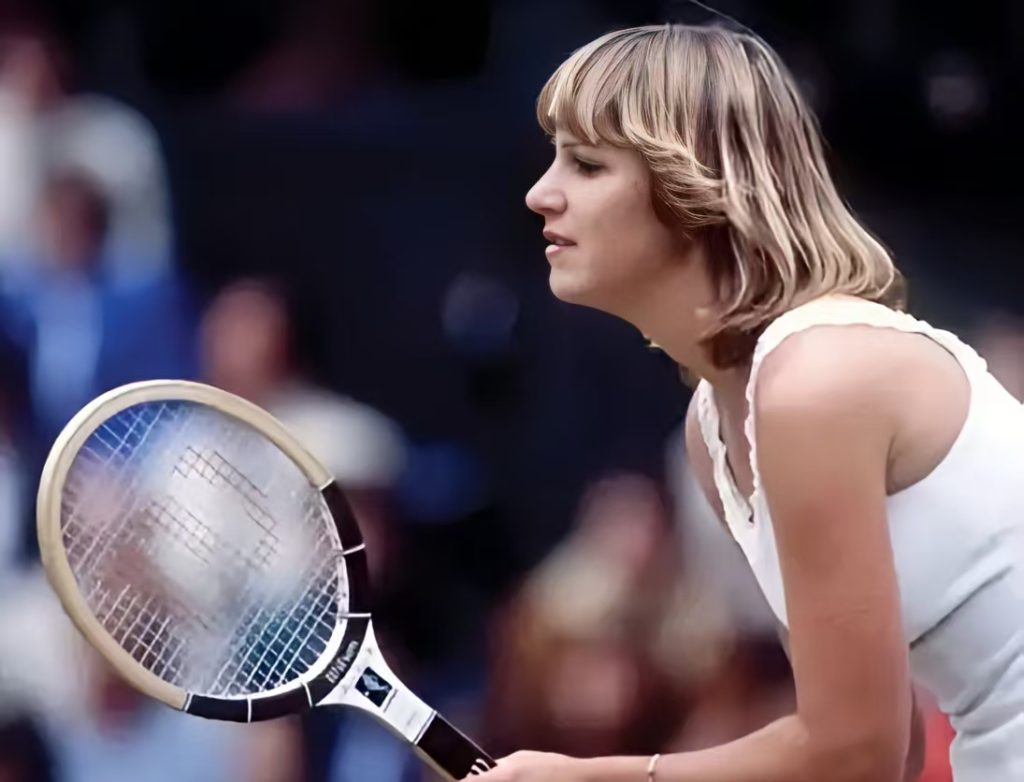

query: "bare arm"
(591, 335), (912, 782)
(688, 380), (923, 780)
(688, 388), (923, 780)
(774, 624), (923, 782)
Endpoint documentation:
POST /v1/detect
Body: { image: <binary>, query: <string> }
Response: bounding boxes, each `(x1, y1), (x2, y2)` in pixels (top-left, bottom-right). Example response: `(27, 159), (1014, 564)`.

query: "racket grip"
(415, 712), (496, 779)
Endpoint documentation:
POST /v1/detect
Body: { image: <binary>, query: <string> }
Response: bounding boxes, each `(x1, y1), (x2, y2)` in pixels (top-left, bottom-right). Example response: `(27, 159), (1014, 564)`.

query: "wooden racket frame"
(36, 379), (334, 712)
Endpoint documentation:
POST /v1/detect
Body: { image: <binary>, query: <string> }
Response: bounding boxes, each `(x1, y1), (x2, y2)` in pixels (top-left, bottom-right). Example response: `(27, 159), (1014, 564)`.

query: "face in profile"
(525, 129), (684, 318)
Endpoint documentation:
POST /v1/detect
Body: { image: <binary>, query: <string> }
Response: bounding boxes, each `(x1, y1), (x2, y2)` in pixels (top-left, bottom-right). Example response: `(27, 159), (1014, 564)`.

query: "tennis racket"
(36, 380), (495, 780)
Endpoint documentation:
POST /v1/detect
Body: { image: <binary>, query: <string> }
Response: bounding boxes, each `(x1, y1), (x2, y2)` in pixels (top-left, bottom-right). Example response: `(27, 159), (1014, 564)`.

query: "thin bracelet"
(647, 753), (661, 781)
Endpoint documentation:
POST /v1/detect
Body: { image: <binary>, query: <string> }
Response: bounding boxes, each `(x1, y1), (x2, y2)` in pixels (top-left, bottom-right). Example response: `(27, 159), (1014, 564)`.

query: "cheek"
(589, 185), (674, 267)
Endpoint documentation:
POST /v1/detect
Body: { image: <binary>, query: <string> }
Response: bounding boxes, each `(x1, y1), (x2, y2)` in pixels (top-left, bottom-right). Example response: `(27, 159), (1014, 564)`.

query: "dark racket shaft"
(36, 380), (495, 780)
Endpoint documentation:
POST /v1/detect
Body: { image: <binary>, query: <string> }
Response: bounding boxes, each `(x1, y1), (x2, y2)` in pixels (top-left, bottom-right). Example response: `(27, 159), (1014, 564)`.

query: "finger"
(462, 759), (507, 781)
(462, 770), (502, 782)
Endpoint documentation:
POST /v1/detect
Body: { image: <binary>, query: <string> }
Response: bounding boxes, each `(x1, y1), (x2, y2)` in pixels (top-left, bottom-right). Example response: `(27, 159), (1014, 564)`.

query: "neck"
(622, 246), (751, 404)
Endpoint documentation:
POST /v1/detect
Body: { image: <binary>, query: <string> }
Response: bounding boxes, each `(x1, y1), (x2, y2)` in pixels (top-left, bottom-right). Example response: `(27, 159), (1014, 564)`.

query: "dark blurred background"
(0, 1), (1019, 780)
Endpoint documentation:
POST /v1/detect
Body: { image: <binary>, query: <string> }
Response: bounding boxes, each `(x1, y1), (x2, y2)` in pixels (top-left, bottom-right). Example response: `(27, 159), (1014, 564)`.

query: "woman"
(472, 23), (1024, 782)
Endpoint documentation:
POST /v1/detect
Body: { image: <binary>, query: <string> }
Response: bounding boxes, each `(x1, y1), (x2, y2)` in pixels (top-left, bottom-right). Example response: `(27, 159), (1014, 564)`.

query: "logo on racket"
(325, 639), (361, 685)
(355, 667), (393, 707)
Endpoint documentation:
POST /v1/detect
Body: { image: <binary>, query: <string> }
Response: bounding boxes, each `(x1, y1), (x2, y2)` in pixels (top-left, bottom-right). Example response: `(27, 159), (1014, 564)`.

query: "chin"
(549, 276), (619, 316)
(548, 271), (591, 306)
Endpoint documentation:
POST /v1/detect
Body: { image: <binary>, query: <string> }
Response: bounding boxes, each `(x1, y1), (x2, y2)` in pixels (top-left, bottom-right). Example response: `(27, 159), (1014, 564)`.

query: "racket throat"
(321, 629), (495, 780)
(322, 626), (436, 741)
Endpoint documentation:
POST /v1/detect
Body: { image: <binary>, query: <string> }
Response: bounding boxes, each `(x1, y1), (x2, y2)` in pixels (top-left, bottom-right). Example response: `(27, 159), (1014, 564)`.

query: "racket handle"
(415, 712), (496, 779)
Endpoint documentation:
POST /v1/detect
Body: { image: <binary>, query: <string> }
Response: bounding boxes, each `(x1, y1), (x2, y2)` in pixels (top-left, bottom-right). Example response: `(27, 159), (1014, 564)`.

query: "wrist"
(575, 755), (652, 782)
(648, 753), (662, 781)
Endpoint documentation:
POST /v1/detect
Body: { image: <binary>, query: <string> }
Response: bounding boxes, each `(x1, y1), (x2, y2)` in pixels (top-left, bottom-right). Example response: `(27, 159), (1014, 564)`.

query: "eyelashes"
(545, 138), (605, 175)
(573, 157), (603, 175)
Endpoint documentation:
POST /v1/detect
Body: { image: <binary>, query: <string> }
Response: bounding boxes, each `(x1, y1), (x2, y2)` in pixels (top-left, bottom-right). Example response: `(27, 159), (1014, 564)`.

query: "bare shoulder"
(751, 326), (901, 503)
(753, 324), (901, 418)
(753, 321), (969, 493)
(752, 321), (967, 424)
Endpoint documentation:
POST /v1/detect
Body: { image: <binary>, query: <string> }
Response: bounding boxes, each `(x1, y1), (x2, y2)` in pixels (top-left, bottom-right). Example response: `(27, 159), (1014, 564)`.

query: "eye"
(573, 156), (603, 175)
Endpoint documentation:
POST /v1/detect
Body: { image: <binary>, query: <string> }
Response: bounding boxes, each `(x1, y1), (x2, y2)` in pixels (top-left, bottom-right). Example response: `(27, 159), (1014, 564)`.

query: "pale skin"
(468, 130), (969, 781)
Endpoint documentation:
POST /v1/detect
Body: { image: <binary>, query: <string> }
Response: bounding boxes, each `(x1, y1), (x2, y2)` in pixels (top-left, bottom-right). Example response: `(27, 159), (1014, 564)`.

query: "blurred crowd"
(0, 2), (1021, 782)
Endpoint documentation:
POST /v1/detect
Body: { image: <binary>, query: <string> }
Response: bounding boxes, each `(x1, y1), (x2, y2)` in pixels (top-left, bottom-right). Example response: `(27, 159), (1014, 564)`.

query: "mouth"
(543, 230), (576, 248)
(543, 230), (576, 257)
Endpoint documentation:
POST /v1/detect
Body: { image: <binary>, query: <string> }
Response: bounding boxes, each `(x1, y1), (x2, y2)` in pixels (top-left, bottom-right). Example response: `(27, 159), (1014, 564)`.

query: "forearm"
(578, 715), (899, 782)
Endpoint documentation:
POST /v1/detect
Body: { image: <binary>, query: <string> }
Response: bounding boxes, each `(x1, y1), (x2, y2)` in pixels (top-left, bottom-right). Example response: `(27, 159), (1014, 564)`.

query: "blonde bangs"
(536, 30), (656, 147)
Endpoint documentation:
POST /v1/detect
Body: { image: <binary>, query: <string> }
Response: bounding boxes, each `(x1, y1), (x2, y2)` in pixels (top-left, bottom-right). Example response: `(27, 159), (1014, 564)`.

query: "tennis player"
(472, 23), (1024, 782)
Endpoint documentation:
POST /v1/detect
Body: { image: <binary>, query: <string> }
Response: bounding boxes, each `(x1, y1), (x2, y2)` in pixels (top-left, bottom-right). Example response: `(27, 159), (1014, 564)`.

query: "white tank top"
(695, 295), (1024, 780)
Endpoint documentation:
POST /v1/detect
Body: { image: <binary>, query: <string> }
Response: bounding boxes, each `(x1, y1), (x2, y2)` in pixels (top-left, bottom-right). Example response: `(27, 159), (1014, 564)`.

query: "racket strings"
(136, 486), (340, 695)
(209, 539), (340, 695)
(174, 446), (281, 540)
(201, 501), (341, 695)
(99, 585), (187, 676)
(63, 403), (177, 579)
(61, 401), (349, 698)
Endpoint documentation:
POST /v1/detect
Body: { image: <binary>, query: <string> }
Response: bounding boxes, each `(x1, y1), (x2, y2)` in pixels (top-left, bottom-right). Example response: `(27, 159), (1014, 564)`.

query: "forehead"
(553, 126), (595, 145)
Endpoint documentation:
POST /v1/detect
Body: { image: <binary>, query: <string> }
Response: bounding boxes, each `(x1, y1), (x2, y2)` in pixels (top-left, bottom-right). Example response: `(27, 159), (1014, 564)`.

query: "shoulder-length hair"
(537, 24), (904, 369)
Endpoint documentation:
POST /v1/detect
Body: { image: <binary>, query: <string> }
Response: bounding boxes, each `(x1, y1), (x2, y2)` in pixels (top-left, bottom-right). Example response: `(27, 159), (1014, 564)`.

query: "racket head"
(36, 380), (372, 721)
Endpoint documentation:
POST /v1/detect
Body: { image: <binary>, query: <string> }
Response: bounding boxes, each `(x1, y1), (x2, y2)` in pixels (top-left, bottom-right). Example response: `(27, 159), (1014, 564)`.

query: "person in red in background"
(919, 699), (955, 782)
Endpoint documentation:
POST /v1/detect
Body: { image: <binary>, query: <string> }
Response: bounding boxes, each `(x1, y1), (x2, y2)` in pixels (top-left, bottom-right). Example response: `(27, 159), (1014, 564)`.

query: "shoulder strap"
(742, 295), (989, 503)
(695, 379), (755, 531)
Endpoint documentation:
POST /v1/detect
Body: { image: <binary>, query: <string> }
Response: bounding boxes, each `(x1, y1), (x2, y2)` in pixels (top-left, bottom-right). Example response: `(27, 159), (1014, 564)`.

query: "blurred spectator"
(0, 169), (194, 461)
(664, 633), (793, 752)
(0, 18), (64, 264)
(665, 422), (778, 637)
(0, 19), (173, 278)
(0, 565), (302, 782)
(483, 472), (744, 758)
(54, 646), (302, 782)
(199, 278), (417, 782)
(199, 278), (407, 575)
(44, 95), (174, 280)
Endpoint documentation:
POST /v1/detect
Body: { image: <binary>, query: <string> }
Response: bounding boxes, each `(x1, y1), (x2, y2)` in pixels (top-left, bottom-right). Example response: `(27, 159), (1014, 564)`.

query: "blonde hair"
(537, 24), (904, 369)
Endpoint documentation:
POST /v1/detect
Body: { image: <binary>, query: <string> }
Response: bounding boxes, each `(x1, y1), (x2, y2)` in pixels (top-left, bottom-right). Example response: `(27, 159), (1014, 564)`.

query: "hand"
(466, 751), (587, 782)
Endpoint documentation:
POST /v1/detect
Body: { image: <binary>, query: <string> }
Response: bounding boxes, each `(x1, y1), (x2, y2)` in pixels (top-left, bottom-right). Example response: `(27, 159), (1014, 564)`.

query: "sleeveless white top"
(695, 296), (1024, 780)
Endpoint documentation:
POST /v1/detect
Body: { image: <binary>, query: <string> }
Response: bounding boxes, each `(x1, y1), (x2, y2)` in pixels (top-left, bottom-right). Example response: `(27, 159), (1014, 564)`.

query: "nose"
(525, 168), (566, 216)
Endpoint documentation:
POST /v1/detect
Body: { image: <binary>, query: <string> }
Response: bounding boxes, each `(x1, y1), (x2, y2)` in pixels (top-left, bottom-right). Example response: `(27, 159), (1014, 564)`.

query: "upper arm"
(753, 329), (911, 775)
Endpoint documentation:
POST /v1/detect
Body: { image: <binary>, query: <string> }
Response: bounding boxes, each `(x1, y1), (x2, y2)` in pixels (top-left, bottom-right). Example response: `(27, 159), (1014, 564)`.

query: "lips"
(543, 229), (576, 247)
